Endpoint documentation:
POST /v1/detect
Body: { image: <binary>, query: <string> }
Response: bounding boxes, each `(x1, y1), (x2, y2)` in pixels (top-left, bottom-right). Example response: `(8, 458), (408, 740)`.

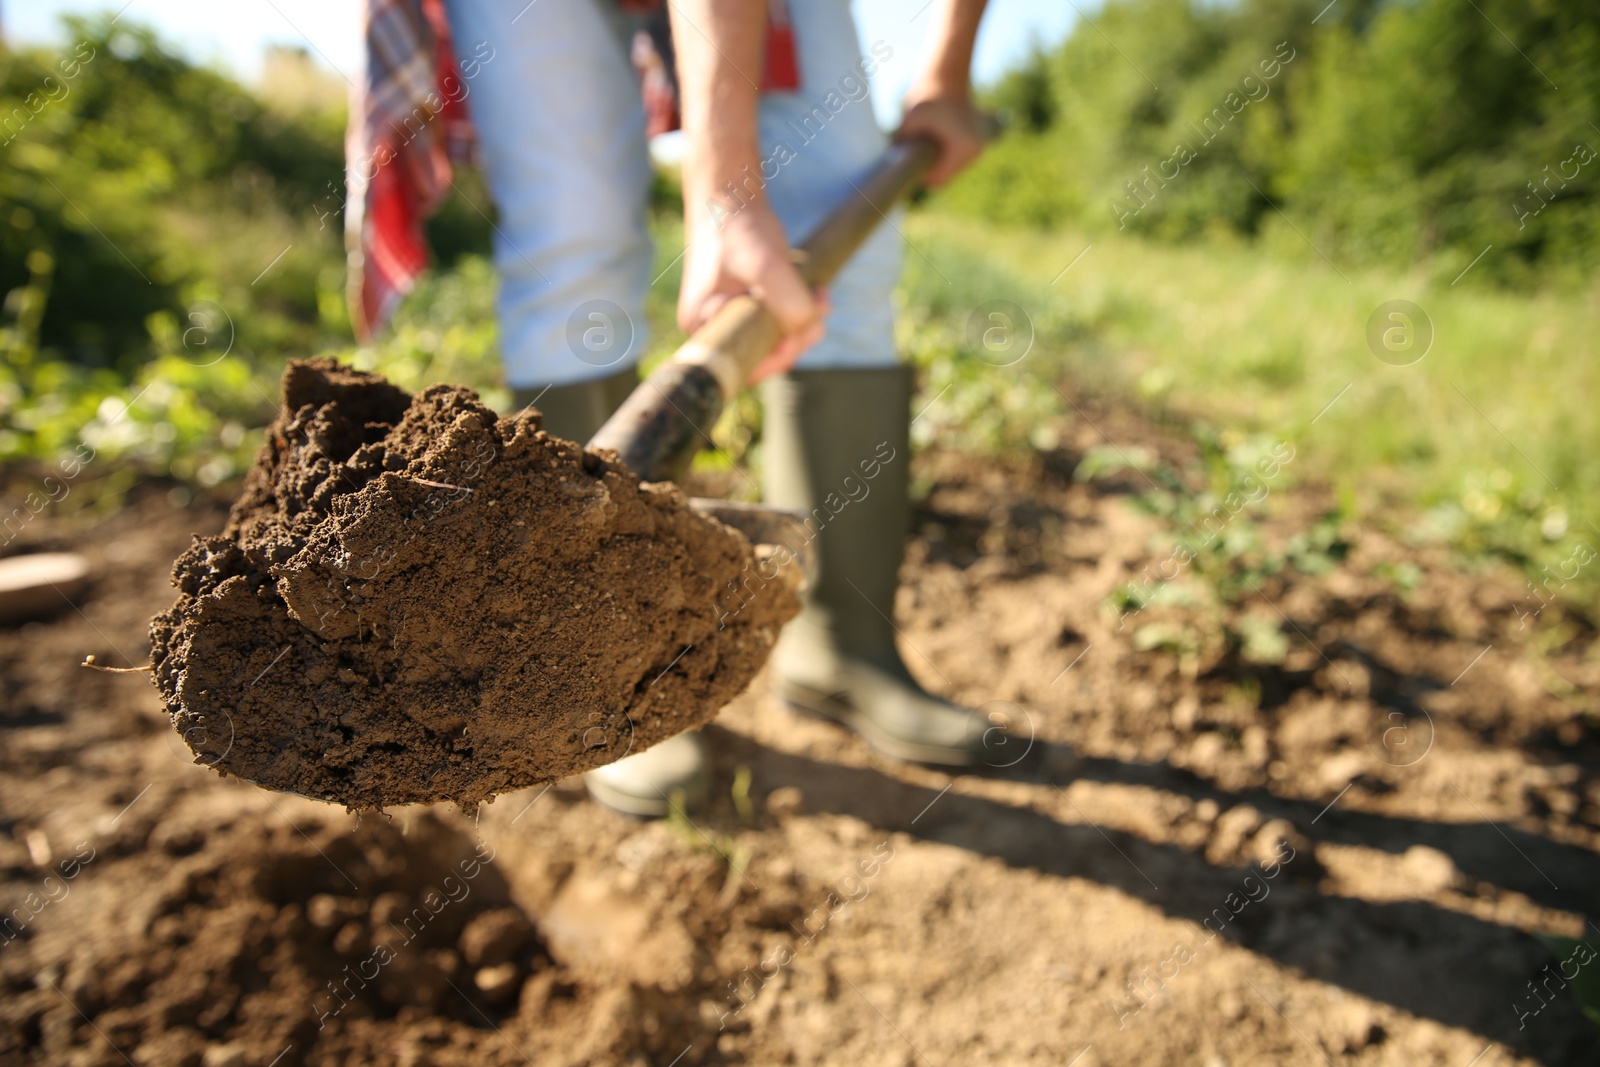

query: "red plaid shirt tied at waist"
(345, 0), (799, 341)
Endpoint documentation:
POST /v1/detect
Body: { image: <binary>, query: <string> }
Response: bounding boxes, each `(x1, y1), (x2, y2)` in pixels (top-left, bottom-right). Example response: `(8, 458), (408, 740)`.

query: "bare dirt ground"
(3, 394), (1599, 1067)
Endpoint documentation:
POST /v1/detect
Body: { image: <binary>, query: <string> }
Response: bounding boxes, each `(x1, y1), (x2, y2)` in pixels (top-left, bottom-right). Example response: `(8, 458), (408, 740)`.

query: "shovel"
(144, 136), (939, 809)
(591, 135), (936, 479)
(589, 134), (936, 572)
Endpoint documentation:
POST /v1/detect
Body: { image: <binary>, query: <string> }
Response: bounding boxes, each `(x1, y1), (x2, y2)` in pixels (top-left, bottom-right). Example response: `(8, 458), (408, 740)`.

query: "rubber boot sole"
(779, 686), (981, 768)
(582, 733), (712, 818)
(583, 776), (708, 819)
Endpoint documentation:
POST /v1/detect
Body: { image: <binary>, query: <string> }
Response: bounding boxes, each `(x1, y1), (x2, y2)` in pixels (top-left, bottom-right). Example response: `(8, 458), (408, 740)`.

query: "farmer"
(348, 0), (994, 815)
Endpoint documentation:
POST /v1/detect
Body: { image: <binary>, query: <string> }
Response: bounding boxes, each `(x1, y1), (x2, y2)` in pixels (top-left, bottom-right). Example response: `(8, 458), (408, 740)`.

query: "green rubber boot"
(761, 366), (993, 766)
(515, 367), (711, 817)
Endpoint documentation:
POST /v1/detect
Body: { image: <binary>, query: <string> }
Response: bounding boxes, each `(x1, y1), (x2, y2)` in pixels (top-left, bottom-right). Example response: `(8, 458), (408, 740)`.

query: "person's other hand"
(896, 85), (987, 186)
(679, 202), (826, 383)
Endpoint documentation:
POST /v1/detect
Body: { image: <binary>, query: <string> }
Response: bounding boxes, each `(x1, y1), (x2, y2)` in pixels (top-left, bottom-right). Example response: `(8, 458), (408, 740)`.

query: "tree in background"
(942, 0), (1600, 285)
(0, 17), (494, 375)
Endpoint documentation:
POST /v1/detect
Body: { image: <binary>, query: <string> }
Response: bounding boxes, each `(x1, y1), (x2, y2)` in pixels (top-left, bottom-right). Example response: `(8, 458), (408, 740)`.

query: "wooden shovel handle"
(588, 135), (939, 482)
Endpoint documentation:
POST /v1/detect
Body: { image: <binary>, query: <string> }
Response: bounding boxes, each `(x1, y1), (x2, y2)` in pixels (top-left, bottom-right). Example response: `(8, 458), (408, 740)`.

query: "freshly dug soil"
(6, 389), (1600, 1065)
(148, 360), (797, 809)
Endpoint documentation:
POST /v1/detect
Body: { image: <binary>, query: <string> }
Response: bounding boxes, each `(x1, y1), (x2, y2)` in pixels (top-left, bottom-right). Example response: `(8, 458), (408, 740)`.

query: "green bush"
(940, 0), (1600, 285)
(0, 17), (500, 481)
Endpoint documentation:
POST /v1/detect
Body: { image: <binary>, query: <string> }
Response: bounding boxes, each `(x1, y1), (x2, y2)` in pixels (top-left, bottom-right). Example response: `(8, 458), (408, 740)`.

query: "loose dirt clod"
(148, 359), (798, 809)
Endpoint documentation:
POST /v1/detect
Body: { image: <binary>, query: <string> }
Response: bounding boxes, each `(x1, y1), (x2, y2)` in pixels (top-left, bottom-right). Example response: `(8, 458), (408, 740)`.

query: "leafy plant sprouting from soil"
(1088, 430), (1352, 676)
(664, 766), (756, 906)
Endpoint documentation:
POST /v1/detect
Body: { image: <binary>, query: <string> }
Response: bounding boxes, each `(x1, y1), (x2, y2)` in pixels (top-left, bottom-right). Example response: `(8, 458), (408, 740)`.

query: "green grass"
(900, 213), (1599, 487)
(891, 212), (1600, 612)
(6, 201), (1595, 614)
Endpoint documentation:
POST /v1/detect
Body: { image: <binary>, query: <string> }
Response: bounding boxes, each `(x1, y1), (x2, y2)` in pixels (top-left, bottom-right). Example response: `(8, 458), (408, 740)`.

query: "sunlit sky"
(5, 0), (1077, 125)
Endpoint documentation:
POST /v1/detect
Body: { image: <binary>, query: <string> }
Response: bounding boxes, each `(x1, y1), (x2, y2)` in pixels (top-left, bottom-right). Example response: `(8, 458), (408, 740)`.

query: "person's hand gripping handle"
(588, 136), (941, 483)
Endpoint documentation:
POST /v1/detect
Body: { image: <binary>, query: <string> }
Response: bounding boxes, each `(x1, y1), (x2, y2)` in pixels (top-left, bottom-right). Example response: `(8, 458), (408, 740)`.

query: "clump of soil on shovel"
(149, 359), (798, 809)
